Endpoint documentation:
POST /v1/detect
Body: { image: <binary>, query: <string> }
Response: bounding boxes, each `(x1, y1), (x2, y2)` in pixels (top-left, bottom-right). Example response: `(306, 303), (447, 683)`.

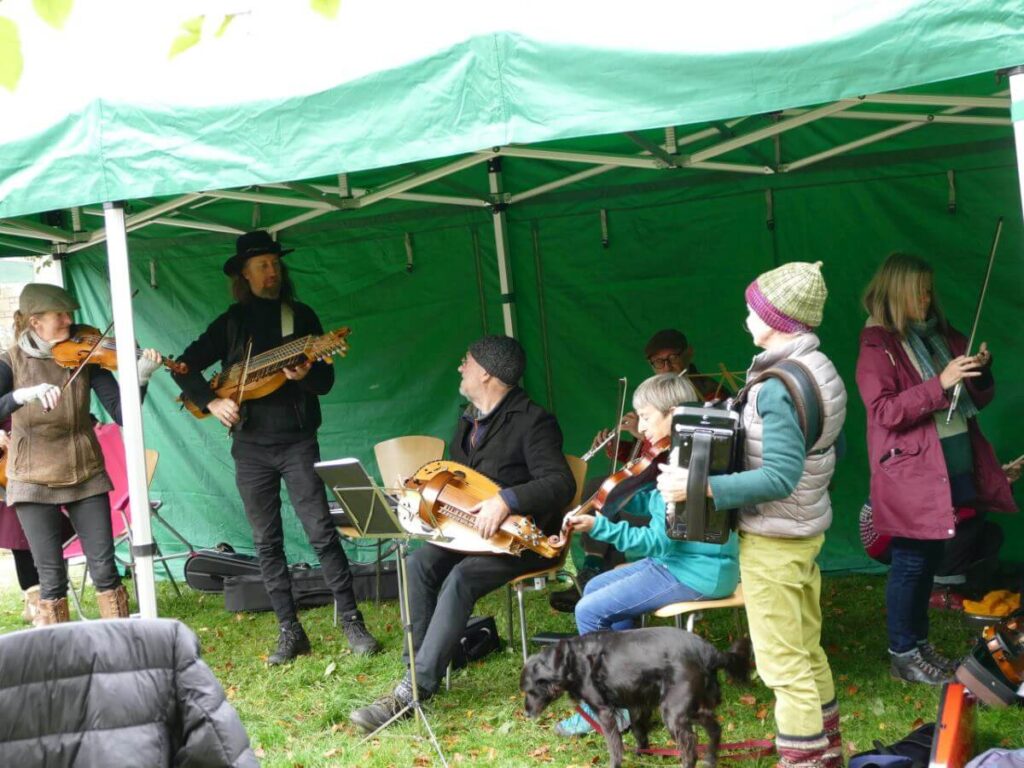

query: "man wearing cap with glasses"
(172, 230), (380, 664)
(549, 328), (720, 613)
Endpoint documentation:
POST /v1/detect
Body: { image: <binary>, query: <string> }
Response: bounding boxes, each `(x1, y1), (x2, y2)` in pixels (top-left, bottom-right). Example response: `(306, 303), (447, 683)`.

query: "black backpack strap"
(741, 360), (824, 451)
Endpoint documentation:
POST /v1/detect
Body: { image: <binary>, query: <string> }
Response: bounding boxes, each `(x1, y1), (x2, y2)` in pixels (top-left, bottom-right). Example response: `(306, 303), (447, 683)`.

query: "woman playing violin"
(0, 283), (162, 624)
(552, 373), (739, 739)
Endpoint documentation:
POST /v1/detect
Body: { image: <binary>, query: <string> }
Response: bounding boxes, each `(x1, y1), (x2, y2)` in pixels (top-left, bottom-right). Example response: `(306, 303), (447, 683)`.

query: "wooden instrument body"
(401, 460), (558, 558)
(182, 328), (349, 419)
(0, 450), (6, 488)
(554, 435), (671, 552)
(51, 325), (188, 375)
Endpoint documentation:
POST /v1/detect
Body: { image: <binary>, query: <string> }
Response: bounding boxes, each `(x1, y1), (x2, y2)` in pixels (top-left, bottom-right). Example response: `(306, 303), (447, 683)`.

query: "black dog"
(521, 627), (751, 768)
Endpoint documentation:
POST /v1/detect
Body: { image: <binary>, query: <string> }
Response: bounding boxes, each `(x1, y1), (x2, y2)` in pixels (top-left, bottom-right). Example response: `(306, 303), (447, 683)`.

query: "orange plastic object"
(929, 683), (976, 768)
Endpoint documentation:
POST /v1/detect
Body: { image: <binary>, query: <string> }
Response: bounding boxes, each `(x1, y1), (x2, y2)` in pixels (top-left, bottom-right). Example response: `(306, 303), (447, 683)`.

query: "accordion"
(665, 405), (742, 545)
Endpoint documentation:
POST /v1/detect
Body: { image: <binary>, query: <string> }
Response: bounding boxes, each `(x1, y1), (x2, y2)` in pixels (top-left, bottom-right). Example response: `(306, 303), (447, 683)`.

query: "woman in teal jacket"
(555, 372), (739, 737)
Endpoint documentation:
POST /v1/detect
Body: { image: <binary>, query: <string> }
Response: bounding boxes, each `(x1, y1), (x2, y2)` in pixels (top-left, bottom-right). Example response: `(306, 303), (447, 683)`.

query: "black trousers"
(16, 494), (120, 600)
(12, 548), (39, 591)
(231, 436), (357, 624)
(403, 543), (548, 694)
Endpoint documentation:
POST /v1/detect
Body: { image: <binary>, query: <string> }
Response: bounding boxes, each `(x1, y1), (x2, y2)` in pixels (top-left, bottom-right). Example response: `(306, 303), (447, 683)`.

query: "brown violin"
(553, 435), (671, 549)
(399, 460), (559, 558)
(51, 325), (188, 376)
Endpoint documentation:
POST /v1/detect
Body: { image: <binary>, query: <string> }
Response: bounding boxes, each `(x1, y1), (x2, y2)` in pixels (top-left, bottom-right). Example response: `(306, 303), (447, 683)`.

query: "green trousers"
(739, 531), (835, 737)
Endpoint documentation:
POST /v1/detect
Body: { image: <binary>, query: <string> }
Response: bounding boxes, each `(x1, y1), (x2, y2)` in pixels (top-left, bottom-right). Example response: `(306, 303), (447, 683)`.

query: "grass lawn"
(1, 571), (1021, 767)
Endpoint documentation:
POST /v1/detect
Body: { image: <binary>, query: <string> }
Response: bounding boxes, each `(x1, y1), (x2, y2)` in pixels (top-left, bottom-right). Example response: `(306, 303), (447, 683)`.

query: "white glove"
(136, 350), (162, 385)
(13, 383), (62, 410)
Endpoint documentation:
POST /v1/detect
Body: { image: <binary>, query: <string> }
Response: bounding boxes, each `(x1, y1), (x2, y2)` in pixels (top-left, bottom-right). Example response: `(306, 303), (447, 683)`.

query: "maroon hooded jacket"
(856, 323), (1016, 540)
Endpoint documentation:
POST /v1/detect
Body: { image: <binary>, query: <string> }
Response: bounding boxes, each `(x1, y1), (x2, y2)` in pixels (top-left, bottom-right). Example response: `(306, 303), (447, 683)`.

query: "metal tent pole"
(1009, 67), (1024, 220)
(103, 201), (158, 619)
(488, 158), (517, 338)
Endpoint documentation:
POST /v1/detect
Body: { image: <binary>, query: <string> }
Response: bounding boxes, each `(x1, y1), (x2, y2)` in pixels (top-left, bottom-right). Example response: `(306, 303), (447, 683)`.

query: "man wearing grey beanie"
(351, 334), (576, 732)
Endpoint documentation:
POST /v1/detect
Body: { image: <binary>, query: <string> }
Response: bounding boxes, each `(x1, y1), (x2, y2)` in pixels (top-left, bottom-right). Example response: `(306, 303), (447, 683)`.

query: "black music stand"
(314, 458), (449, 768)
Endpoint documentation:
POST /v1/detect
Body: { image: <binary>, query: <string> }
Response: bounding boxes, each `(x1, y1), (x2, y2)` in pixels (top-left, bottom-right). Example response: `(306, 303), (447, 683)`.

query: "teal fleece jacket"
(589, 487), (739, 599)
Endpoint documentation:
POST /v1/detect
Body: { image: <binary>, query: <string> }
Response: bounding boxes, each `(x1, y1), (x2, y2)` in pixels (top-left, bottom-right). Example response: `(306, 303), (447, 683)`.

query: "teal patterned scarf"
(906, 317), (978, 420)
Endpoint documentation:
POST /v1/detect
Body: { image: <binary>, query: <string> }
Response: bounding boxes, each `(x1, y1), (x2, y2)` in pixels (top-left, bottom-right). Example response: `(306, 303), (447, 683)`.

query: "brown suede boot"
(37, 597), (70, 625)
(22, 585), (41, 625)
(97, 585), (130, 619)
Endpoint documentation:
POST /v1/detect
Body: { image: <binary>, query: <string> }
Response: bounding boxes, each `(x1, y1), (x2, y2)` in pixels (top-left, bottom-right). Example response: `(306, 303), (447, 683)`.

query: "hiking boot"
(22, 586), (40, 626)
(548, 586), (581, 613)
(96, 584), (130, 619)
(349, 679), (418, 733)
(917, 640), (958, 675)
(929, 587), (965, 612)
(890, 647), (950, 685)
(340, 610), (381, 655)
(268, 621), (311, 665)
(36, 596), (70, 626)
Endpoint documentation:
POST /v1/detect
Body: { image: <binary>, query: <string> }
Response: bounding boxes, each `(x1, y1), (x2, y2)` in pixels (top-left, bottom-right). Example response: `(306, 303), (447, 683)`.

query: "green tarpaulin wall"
(61, 113), (1023, 573)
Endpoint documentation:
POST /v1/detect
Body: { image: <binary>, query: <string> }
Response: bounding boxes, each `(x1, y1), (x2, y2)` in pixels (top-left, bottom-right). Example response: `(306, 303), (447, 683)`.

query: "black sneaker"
(548, 586), (581, 613)
(268, 621), (312, 665)
(890, 647), (950, 685)
(349, 685), (414, 733)
(341, 610), (382, 655)
(917, 641), (957, 674)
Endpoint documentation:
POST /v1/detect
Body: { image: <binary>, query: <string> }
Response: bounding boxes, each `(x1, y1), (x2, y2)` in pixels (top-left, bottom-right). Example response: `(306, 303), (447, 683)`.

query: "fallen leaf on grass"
(355, 673), (368, 684)
(323, 661), (336, 677)
(846, 685), (859, 695)
(739, 694), (757, 706)
(414, 756), (431, 766)
(330, 723), (345, 733)
(529, 744), (553, 761)
(911, 717), (924, 729)
(322, 748), (342, 758)
(755, 706), (769, 721)
(253, 748), (265, 758)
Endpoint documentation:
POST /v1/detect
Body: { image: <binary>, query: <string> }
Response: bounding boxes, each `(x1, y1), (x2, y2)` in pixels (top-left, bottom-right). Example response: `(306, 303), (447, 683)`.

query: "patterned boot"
(22, 585), (41, 625)
(777, 733), (830, 768)
(821, 700), (843, 768)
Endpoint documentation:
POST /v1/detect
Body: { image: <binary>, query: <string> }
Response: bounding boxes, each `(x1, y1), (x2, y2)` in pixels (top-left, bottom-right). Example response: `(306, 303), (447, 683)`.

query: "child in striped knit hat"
(660, 260), (847, 768)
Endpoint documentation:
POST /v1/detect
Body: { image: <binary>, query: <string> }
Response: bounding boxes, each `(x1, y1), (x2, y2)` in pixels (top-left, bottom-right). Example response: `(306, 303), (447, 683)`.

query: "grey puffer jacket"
(0, 619), (258, 767)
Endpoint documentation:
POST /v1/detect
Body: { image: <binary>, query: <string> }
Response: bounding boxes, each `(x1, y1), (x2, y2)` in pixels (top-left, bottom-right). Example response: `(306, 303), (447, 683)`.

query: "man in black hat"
(349, 334), (576, 733)
(172, 230), (380, 663)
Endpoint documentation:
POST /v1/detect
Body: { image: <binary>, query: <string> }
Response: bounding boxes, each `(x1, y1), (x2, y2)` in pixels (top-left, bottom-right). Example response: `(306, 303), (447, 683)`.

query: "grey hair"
(633, 373), (700, 414)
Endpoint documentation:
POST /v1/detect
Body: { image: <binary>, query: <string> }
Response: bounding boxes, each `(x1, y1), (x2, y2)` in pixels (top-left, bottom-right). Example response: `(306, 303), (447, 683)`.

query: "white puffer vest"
(738, 333), (847, 538)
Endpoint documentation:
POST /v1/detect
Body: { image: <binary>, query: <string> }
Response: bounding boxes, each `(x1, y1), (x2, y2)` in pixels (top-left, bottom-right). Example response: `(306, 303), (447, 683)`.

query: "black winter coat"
(0, 619), (257, 767)
(451, 387), (575, 535)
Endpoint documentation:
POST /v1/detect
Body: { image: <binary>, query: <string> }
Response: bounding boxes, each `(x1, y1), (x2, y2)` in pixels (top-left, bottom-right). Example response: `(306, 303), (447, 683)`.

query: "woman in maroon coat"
(856, 253), (1016, 685)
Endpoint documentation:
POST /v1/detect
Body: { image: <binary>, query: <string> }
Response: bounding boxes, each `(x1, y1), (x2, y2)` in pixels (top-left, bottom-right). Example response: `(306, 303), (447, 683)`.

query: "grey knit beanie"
(468, 335), (525, 385)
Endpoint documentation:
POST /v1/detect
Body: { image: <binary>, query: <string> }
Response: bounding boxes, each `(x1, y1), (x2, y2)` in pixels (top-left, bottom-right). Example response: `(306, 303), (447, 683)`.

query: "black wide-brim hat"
(223, 230), (294, 276)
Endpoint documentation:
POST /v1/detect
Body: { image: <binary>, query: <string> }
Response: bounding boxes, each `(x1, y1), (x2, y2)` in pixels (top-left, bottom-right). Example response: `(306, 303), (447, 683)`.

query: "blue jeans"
(575, 558), (703, 634)
(886, 537), (945, 653)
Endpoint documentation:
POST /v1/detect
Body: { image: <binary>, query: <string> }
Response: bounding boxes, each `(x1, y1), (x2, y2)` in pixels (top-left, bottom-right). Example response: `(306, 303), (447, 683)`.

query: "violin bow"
(228, 339), (254, 436)
(946, 216), (1002, 424)
(609, 377), (629, 475)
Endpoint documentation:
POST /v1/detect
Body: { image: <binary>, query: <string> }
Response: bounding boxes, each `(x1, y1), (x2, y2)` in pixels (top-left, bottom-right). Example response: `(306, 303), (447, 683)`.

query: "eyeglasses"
(648, 353), (683, 371)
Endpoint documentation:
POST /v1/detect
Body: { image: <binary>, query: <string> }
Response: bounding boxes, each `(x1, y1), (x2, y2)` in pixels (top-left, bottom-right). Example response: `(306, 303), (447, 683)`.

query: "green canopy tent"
(0, 0), (1022, 617)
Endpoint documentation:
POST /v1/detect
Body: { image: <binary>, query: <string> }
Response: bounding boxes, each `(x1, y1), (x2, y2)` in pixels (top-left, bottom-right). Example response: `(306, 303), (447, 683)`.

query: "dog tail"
(720, 636), (753, 684)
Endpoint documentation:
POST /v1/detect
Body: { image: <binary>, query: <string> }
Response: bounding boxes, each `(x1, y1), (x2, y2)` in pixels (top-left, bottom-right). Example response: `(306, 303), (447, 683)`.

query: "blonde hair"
(12, 310), (34, 338)
(862, 252), (946, 336)
(633, 373), (700, 414)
